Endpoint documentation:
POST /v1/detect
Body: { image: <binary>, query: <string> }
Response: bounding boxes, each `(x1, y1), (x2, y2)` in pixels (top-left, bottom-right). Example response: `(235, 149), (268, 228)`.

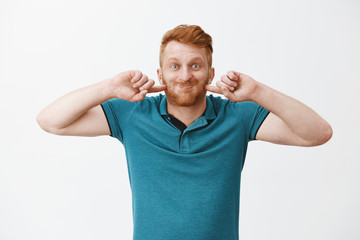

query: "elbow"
(36, 112), (52, 133)
(320, 123), (333, 145)
(325, 123), (333, 140)
(36, 112), (62, 135)
(308, 123), (333, 147)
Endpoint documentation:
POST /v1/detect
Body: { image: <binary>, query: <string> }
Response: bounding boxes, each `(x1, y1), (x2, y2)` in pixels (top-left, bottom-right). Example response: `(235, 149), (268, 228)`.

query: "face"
(157, 41), (215, 107)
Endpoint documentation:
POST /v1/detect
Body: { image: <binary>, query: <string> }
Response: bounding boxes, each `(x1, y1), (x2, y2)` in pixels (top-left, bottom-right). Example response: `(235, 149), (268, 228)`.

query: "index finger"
(205, 84), (222, 94)
(148, 85), (167, 93)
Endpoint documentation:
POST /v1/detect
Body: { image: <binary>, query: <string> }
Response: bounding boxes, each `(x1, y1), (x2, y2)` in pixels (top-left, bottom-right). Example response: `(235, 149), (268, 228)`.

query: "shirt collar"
(159, 94), (216, 120)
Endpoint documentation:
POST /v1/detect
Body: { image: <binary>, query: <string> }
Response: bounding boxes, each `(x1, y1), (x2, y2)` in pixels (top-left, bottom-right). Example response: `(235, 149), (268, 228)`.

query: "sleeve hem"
(100, 103), (113, 137)
(253, 111), (270, 140)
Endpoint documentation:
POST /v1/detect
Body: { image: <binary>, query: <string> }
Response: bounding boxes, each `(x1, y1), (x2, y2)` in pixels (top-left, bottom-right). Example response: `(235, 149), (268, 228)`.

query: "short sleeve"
(232, 101), (270, 141)
(101, 98), (135, 142)
(248, 103), (270, 140)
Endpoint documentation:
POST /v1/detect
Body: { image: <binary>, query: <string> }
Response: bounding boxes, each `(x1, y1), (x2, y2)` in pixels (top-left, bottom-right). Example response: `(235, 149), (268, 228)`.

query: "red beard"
(163, 79), (207, 107)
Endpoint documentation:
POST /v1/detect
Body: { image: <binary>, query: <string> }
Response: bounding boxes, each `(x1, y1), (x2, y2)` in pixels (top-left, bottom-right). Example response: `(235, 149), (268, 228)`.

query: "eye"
(192, 64), (200, 69)
(171, 64), (178, 69)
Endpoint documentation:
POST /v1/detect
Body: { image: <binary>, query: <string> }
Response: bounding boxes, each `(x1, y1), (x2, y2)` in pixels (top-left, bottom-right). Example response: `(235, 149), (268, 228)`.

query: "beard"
(163, 77), (208, 107)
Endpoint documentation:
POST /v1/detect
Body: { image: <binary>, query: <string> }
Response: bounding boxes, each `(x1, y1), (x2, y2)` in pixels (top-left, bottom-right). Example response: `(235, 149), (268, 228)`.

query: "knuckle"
(141, 75), (148, 83)
(133, 70), (139, 77)
(217, 82), (225, 88)
(221, 78), (229, 85)
(132, 72), (142, 82)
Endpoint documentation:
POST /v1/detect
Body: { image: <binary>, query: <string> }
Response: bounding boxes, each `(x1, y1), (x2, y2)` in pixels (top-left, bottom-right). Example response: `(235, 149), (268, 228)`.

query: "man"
(37, 24), (332, 240)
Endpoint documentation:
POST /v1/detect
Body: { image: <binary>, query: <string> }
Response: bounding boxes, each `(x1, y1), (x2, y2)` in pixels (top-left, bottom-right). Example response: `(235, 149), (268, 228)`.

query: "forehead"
(162, 41), (207, 62)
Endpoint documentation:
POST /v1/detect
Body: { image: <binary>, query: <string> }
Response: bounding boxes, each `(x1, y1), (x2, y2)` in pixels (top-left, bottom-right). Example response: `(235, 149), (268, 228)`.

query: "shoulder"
(104, 94), (163, 108)
(207, 94), (260, 113)
(141, 94), (164, 106)
(136, 94), (164, 114)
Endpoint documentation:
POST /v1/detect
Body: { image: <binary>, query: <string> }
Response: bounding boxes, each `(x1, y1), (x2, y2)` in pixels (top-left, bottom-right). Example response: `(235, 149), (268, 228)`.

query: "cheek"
(195, 71), (209, 82)
(162, 72), (176, 83)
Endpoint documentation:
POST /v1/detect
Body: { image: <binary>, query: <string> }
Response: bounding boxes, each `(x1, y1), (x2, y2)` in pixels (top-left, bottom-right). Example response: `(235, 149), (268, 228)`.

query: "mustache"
(173, 80), (206, 87)
(177, 82), (196, 87)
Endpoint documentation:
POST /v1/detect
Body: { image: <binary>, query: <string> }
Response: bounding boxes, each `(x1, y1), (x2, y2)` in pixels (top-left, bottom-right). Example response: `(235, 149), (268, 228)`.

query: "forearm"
(37, 78), (113, 132)
(251, 82), (332, 145)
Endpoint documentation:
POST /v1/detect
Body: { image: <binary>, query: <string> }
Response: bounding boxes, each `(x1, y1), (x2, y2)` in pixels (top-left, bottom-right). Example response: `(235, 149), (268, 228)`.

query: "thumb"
(130, 90), (148, 102)
(222, 88), (232, 98)
(148, 84), (167, 93)
(205, 85), (222, 94)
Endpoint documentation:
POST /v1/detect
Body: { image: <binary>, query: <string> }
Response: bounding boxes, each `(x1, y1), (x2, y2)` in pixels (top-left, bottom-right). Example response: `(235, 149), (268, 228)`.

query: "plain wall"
(0, 0), (359, 239)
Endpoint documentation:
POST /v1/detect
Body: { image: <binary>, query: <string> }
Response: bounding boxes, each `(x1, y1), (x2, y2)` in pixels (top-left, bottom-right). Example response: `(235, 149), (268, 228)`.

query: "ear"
(157, 68), (163, 85)
(208, 67), (215, 84)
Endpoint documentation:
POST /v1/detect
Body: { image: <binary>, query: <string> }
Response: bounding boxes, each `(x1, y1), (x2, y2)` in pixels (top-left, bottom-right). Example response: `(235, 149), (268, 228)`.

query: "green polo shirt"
(101, 94), (269, 240)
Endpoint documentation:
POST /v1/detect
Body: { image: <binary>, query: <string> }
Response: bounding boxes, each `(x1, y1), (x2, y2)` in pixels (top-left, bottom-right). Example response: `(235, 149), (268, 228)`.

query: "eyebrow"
(167, 57), (204, 62)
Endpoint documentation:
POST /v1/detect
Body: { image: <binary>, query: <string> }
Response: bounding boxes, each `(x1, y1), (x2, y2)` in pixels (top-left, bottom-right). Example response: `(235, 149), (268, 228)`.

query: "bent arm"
(36, 79), (113, 136)
(206, 71), (333, 146)
(36, 70), (165, 137)
(253, 82), (333, 146)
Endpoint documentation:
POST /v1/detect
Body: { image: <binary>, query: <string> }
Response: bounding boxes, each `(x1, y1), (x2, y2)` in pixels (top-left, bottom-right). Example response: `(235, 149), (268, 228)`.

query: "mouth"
(179, 84), (195, 89)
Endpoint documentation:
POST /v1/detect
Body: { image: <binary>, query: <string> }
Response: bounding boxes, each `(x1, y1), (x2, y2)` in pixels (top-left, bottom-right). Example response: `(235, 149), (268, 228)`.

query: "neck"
(167, 97), (207, 127)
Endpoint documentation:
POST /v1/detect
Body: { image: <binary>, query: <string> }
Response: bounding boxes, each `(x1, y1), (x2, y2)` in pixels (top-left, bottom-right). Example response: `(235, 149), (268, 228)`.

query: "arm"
(37, 70), (166, 136)
(205, 71), (332, 146)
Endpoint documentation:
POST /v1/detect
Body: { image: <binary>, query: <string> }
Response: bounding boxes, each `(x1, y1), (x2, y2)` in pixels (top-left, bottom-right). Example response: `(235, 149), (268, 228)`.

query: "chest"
(128, 115), (245, 150)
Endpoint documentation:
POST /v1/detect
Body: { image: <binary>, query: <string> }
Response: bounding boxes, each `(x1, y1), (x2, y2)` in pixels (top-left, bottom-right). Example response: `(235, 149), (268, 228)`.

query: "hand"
(205, 71), (258, 102)
(110, 70), (166, 102)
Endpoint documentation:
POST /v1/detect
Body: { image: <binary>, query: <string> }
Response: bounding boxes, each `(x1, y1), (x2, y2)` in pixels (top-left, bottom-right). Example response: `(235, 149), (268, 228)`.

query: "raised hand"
(205, 71), (257, 102)
(110, 70), (166, 102)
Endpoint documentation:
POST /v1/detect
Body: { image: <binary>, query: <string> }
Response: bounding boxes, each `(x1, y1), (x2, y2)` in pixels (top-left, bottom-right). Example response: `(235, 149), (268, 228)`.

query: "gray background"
(1, 0), (359, 239)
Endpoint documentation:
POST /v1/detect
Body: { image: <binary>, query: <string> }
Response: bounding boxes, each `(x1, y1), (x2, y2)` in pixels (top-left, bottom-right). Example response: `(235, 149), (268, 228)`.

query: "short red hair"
(159, 24), (213, 67)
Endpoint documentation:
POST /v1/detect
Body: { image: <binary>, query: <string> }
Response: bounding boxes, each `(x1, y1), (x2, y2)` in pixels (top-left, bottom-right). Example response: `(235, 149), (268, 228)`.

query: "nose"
(179, 67), (192, 82)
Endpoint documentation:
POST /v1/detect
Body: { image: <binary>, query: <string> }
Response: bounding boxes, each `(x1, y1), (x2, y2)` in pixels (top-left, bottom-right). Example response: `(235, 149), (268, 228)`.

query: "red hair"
(159, 24), (213, 67)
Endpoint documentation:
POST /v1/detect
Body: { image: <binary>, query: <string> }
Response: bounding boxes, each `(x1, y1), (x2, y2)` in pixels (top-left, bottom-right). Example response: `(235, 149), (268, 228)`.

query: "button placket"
(178, 117), (209, 152)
